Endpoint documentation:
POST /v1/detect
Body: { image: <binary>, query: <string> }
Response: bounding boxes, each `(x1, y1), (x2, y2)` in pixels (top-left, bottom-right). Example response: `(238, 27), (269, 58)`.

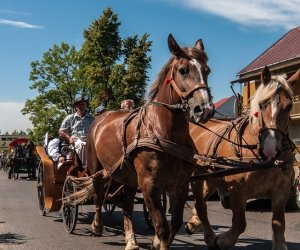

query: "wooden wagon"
(7, 137), (36, 180)
(35, 144), (167, 233)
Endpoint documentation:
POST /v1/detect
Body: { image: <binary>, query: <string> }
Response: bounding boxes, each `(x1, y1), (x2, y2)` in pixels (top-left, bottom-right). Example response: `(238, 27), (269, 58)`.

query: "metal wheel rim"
(37, 161), (46, 216)
(62, 176), (78, 233)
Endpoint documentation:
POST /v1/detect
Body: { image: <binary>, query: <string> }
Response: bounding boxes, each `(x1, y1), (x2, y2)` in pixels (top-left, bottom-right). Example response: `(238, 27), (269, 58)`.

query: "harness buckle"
(181, 99), (189, 112)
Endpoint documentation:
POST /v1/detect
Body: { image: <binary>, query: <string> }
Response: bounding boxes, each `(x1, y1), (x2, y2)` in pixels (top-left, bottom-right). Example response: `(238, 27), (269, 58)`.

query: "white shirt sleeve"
(47, 138), (61, 161)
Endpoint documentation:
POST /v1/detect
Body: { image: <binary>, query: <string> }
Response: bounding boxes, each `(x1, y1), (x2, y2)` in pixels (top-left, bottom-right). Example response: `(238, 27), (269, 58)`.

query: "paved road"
(0, 170), (300, 249)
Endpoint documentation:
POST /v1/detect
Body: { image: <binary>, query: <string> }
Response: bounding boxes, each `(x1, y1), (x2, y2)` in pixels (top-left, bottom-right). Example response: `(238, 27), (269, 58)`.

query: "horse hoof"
(125, 240), (139, 250)
(185, 225), (194, 235)
(125, 233), (139, 250)
(91, 221), (103, 236)
(150, 235), (160, 250)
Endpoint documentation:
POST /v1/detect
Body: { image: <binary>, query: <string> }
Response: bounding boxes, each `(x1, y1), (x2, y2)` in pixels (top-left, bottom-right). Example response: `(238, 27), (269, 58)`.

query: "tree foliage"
(79, 7), (152, 109)
(22, 7), (152, 144)
(22, 42), (81, 143)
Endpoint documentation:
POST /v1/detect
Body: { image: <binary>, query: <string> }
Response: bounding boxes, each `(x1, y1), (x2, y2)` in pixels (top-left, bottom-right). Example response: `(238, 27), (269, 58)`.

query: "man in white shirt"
(59, 98), (94, 168)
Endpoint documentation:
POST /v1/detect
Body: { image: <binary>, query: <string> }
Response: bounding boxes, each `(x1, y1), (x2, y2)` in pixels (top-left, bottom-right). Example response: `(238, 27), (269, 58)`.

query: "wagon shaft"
(190, 157), (285, 181)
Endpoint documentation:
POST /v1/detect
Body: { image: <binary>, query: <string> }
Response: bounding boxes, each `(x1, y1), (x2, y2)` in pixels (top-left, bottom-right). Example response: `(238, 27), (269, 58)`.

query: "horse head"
(149, 34), (214, 124)
(250, 66), (294, 161)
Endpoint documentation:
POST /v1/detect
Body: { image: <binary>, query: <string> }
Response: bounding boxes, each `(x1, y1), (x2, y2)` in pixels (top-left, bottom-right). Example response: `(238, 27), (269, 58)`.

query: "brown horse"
(186, 66), (298, 250)
(65, 34), (214, 249)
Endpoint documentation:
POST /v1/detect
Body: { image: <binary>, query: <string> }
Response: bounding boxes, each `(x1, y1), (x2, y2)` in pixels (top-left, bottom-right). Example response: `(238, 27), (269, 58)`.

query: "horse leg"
(142, 185), (169, 250)
(190, 180), (216, 247)
(215, 194), (247, 250)
(167, 184), (189, 247)
(270, 195), (288, 250)
(122, 185), (139, 250)
(91, 172), (106, 236)
(186, 180), (216, 234)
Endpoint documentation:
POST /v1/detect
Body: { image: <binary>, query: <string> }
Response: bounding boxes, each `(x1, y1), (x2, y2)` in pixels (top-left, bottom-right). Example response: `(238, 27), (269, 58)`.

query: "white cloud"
(0, 9), (30, 15)
(173, 0), (300, 30)
(0, 102), (32, 134)
(0, 18), (43, 29)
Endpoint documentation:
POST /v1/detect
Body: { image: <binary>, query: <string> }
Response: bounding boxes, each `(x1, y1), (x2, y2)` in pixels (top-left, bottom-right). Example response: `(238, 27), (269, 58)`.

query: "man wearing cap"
(59, 98), (94, 168)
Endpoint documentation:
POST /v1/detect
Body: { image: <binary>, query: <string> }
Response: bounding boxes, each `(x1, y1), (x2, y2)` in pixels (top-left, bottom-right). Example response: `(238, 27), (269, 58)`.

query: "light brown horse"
(65, 34), (214, 250)
(186, 66), (298, 250)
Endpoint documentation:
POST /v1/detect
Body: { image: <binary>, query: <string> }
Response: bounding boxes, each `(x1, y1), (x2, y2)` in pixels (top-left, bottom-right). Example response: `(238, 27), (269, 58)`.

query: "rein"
(103, 102), (287, 181)
(194, 116), (257, 151)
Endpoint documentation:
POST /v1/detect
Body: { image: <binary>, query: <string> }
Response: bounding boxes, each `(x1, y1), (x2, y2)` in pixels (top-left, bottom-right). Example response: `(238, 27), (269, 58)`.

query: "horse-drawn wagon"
(7, 137), (37, 180)
(35, 33), (299, 250)
(35, 142), (167, 233)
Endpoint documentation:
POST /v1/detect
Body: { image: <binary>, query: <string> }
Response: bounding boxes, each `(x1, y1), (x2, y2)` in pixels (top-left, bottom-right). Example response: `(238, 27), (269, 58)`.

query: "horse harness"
(100, 102), (289, 182)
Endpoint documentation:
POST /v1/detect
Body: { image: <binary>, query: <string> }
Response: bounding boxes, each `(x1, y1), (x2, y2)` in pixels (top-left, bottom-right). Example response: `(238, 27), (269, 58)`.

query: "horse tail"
(63, 176), (94, 205)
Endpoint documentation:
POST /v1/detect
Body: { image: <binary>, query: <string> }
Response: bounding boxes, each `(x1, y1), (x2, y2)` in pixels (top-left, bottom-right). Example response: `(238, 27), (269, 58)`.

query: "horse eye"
(179, 67), (188, 76)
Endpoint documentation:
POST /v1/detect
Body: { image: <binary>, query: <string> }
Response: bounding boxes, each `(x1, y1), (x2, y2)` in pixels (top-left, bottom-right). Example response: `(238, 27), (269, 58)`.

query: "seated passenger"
(44, 133), (65, 168)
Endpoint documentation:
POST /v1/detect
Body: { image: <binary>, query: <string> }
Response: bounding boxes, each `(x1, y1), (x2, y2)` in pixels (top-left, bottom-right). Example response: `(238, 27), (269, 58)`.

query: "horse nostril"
(194, 105), (202, 115)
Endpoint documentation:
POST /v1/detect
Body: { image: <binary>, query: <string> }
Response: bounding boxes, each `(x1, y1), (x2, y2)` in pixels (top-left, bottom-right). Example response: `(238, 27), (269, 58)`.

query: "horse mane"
(147, 47), (208, 101)
(249, 74), (293, 118)
(148, 57), (173, 100)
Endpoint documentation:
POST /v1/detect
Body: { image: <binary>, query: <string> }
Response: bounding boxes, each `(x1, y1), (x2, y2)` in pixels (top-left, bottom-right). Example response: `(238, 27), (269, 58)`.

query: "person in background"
(121, 99), (134, 111)
(95, 103), (107, 116)
(58, 97), (94, 168)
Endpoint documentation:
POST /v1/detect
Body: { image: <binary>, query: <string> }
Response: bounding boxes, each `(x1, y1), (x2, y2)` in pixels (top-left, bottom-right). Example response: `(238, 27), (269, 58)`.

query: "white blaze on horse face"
(270, 94), (279, 126)
(190, 59), (212, 109)
(262, 130), (277, 161)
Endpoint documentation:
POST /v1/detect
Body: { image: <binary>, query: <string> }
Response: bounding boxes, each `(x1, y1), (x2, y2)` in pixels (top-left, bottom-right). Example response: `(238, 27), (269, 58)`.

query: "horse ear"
(168, 34), (189, 59)
(195, 39), (205, 51)
(261, 66), (271, 85)
(287, 68), (300, 87)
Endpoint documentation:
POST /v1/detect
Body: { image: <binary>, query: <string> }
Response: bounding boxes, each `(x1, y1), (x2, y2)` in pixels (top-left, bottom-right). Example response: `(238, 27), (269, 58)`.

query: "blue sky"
(0, 0), (299, 133)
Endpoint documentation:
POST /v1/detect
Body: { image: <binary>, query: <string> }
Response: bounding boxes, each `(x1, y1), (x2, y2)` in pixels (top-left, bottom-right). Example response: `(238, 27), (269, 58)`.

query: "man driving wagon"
(58, 97), (94, 170)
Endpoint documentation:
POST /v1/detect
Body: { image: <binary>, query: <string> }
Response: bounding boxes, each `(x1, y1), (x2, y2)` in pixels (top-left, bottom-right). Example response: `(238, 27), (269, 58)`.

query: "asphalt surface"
(0, 170), (300, 249)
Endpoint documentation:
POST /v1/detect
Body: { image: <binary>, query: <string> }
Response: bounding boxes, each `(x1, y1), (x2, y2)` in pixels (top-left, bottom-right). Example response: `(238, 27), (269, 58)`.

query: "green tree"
(22, 42), (81, 143)
(23, 7), (152, 144)
(8, 130), (27, 136)
(79, 7), (152, 109)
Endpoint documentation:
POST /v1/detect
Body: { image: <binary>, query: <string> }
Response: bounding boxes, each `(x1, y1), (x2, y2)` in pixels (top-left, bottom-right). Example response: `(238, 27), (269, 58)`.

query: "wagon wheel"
(103, 182), (123, 214)
(37, 160), (46, 216)
(143, 191), (167, 229)
(62, 176), (78, 233)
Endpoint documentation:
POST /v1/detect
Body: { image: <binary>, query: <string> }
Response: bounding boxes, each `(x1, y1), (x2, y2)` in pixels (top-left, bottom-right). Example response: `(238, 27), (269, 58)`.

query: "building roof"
(214, 97), (229, 109)
(214, 95), (237, 119)
(238, 26), (300, 77)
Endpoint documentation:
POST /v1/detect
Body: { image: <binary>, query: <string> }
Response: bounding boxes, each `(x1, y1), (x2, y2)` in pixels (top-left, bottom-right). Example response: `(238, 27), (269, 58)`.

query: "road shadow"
(0, 232), (28, 245)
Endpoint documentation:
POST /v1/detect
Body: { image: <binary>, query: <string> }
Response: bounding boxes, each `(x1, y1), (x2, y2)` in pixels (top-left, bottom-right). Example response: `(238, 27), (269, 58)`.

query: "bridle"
(152, 60), (211, 112)
(168, 61), (210, 99)
(255, 85), (292, 159)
